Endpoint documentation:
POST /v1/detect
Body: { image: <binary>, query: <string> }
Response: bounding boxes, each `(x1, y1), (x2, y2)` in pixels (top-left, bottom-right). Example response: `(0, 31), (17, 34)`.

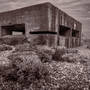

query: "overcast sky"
(0, 0), (90, 39)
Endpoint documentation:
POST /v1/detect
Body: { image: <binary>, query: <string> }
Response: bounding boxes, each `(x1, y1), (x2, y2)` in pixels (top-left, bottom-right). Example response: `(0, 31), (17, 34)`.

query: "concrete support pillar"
(70, 29), (72, 48)
(25, 23), (29, 37)
(0, 26), (2, 37)
(67, 30), (71, 48)
(79, 26), (82, 46)
(25, 23), (32, 42)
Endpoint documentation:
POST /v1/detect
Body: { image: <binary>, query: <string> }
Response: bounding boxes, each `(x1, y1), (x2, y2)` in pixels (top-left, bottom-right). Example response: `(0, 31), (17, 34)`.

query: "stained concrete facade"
(0, 2), (82, 48)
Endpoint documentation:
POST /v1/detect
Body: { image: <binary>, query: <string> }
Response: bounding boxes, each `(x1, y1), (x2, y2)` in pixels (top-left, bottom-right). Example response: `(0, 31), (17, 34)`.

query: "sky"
(0, 0), (90, 39)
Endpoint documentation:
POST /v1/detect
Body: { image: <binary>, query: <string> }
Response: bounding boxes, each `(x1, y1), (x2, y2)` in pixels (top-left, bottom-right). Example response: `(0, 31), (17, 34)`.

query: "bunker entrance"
(59, 25), (70, 36)
(72, 30), (79, 38)
(1, 24), (25, 36)
(58, 25), (71, 48)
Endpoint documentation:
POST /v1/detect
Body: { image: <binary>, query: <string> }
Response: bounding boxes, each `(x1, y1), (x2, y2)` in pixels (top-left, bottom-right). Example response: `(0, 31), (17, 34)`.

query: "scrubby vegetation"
(0, 35), (28, 45)
(0, 36), (89, 90)
(1, 53), (49, 90)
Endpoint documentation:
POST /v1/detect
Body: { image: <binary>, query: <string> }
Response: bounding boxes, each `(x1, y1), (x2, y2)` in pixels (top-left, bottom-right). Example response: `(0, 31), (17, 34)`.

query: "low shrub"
(52, 48), (66, 61)
(0, 52), (50, 90)
(36, 45), (55, 63)
(15, 43), (37, 52)
(62, 53), (78, 63)
(0, 44), (12, 52)
(0, 35), (28, 46)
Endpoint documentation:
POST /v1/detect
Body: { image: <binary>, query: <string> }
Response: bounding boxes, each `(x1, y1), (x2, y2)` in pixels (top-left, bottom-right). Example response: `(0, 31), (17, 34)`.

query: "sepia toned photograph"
(0, 0), (90, 90)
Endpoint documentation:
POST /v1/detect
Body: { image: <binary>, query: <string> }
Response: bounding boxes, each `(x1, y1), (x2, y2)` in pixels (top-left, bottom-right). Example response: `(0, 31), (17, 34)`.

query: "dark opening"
(30, 31), (57, 34)
(1, 24), (25, 36)
(59, 25), (70, 36)
(72, 30), (79, 37)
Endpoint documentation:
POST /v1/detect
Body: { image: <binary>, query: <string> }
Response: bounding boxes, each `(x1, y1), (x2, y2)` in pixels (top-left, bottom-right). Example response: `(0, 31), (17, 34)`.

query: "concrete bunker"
(1, 24), (25, 36)
(0, 2), (82, 48)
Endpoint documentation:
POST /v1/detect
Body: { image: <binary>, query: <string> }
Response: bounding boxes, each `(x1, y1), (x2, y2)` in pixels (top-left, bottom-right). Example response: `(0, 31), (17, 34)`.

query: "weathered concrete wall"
(0, 3), (49, 36)
(0, 3), (51, 46)
(48, 3), (82, 48)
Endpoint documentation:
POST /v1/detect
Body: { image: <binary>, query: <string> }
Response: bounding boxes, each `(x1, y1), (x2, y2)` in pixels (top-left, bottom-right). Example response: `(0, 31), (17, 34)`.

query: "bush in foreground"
(52, 47), (66, 61)
(0, 52), (50, 90)
(0, 44), (12, 52)
(36, 45), (55, 63)
(0, 35), (28, 46)
(0, 44), (89, 90)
